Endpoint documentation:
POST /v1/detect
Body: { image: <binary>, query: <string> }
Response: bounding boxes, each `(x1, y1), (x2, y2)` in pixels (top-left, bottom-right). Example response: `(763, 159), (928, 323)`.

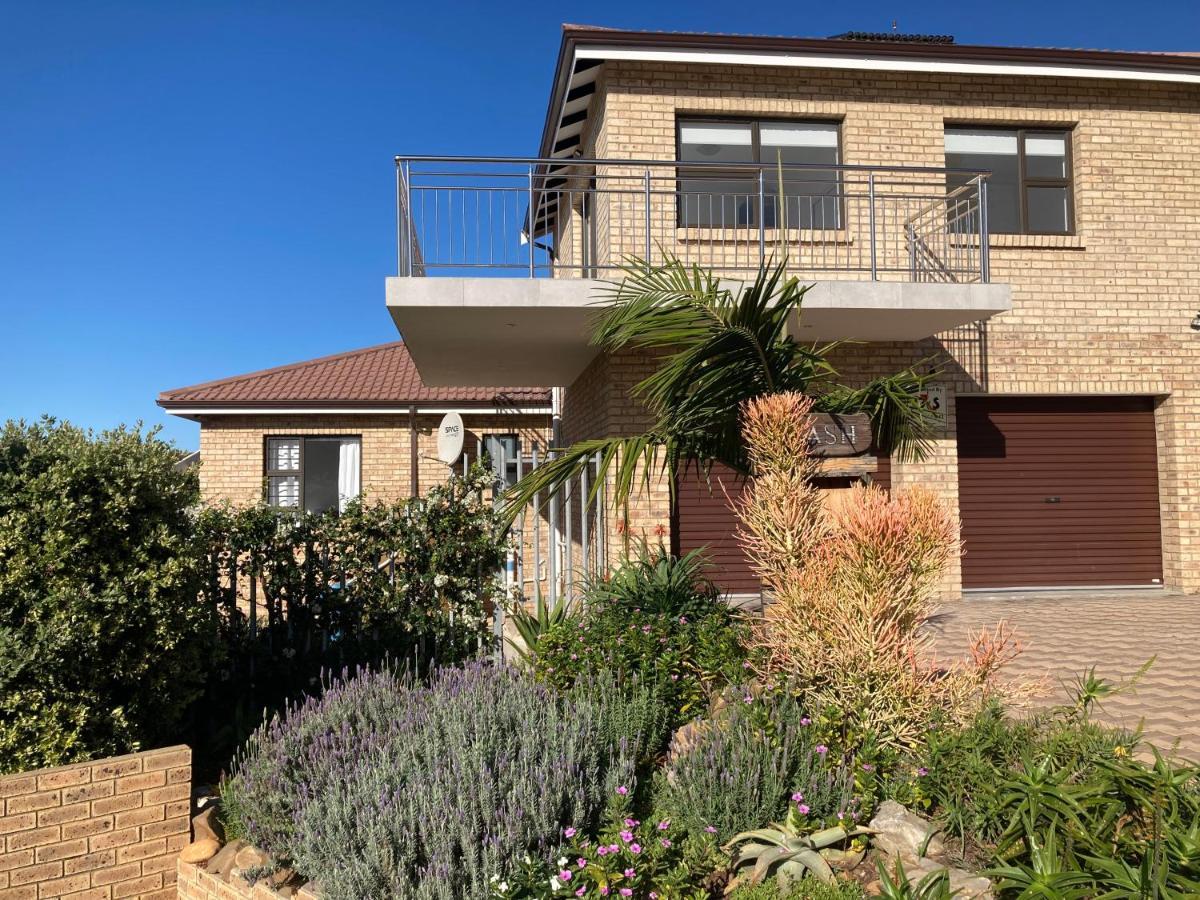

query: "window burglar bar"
(394, 155), (991, 284)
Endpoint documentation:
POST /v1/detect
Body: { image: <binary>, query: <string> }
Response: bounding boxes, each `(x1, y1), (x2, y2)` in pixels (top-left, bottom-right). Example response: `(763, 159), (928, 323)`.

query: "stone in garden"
(869, 800), (945, 860)
(192, 805), (224, 843)
(179, 838), (221, 864)
(902, 857), (993, 899)
(234, 844), (272, 870)
(208, 838), (247, 876)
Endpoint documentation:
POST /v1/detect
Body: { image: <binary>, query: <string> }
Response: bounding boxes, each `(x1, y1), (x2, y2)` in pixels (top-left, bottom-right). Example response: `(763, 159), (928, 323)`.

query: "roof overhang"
(386, 276), (1012, 387)
(532, 27), (1200, 237)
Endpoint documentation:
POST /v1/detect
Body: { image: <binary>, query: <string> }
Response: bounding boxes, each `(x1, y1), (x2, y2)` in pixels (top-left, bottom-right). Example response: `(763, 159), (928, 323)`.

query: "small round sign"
(436, 412), (465, 464)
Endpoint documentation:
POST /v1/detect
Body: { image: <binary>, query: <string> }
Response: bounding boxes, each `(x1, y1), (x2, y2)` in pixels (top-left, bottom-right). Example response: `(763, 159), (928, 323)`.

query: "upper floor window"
(944, 127), (1073, 234)
(677, 118), (843, 229)
(265, 436), (361, 514)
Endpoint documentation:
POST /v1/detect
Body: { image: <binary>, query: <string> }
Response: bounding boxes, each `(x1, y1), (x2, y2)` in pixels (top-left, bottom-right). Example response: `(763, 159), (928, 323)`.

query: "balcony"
(386, 156), (1011, 386)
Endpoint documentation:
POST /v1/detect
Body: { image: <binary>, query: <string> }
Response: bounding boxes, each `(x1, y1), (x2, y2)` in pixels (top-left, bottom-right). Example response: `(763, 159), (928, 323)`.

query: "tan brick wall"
(559, 61), (1200, 596)
(175, 859), (317, 900)
(196, 413), (551, 507)
(0, 747), (190, 900)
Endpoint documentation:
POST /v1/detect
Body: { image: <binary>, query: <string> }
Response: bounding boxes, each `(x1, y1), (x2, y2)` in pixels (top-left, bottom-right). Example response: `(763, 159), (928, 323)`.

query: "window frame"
(483, 433), (522, 488)
(263, 434), (362, 514)
(674, 115), (846, 230)
(944, 124), (1075, 236)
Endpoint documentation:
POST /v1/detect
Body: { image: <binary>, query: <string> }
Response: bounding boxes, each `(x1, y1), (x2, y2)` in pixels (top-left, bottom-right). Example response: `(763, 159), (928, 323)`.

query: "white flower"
(490, 875), (499, 883)
(550, 877), (562, 891)
(557, 857), (568, 867)
(499, 883), (508, 892)
(434, 573), (450, 588)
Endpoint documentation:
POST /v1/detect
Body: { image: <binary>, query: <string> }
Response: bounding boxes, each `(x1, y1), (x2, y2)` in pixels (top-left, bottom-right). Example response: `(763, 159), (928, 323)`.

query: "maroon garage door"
(673, 458), (892, 596)
(956, 396), (1163, 590)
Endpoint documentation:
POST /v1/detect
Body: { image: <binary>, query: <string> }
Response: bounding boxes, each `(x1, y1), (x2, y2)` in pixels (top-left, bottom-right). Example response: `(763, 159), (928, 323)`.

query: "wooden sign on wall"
(808, 413), (873, 458)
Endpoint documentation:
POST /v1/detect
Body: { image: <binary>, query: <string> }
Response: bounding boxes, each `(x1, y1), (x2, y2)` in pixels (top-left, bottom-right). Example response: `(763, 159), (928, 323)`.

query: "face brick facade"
(555, 56), (1200, 596)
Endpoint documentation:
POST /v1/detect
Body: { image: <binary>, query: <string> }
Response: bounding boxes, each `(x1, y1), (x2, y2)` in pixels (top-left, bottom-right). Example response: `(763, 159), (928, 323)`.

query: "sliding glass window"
(677, 119), (842, 229)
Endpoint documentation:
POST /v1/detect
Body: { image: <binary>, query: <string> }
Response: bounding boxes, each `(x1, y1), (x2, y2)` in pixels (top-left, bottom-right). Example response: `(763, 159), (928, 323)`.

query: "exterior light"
(1192, 312), (1200, 331)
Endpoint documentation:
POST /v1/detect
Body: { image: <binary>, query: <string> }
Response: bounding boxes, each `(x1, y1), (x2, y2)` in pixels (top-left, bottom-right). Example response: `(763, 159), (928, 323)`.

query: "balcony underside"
(386, 276), (1011, 387)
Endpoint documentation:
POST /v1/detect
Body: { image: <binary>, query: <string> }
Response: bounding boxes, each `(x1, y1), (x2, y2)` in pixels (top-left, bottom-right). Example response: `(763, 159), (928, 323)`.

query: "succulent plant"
(724, 818), (871, 893)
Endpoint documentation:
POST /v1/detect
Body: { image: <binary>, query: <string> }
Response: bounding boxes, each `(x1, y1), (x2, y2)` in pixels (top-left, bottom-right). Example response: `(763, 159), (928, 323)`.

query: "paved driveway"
(929, 590), (1200, 760)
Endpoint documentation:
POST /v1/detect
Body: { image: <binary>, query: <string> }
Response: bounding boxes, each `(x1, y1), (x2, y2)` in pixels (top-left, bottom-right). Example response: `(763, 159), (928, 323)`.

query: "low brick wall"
(176, 859), (317, 900)
(0, 746), (191, 900)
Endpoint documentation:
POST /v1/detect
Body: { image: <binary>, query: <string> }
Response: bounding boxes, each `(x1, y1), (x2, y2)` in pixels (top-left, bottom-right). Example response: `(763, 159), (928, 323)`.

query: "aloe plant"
(875, 859), (960, 900)
(505, 590), (575, 665)
(725, 813), (871, 892)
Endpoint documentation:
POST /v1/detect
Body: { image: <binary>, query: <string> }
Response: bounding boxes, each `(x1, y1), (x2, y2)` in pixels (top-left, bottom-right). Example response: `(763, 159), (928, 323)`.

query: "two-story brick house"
(387, 26), (1200, 598)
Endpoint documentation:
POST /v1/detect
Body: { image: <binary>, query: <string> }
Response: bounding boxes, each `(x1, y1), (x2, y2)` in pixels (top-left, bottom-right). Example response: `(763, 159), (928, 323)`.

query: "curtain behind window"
(337, 439), (361, 512)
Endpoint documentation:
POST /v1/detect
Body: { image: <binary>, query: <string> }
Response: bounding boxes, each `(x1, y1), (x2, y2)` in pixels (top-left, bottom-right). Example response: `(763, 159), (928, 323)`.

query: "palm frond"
(818, 366), (941, 463)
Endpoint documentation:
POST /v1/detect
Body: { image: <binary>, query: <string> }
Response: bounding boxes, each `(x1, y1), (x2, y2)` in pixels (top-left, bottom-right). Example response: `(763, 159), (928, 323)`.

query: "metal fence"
(396, 155), (991, 283)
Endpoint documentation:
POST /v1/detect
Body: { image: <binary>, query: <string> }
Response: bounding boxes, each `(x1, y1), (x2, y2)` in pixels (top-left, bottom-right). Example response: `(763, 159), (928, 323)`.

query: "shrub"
(224, 664), (655, 900)
(194, 465), (505, 764)
(0, 418), (208, 771)
(532, 547), (748, 728)
(656, 688), (856, 842)
(736, 393), (1011, 751)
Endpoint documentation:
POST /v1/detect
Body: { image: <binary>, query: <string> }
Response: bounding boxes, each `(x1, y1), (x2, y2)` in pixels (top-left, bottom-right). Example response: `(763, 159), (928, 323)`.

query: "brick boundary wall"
(0, 746), (191, 900)
(176, 860), (318, 900)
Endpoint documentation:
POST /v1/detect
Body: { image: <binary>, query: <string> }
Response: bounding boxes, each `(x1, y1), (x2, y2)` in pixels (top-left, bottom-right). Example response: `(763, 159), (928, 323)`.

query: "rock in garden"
(869, 800), (945, 860)
(179, 838), (221, 864)
(234, 844), (271, 870)
(207, 838), (247, 877)
(901, 858), (993, 899)
(192, 805), (224, 844)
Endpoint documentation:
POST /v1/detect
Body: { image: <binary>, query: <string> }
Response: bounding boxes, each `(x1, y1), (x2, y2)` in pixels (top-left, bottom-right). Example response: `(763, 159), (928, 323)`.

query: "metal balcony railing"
(395, 156), (990, 284)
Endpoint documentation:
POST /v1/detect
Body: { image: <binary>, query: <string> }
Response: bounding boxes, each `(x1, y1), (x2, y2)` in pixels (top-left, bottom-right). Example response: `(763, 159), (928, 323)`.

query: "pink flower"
(616, 785), (628, 795)
(917, 767), (929, 777)
(600, 888), (609, 897)
(660, 838), (671, 848)
(629, 843), (641, 854)
(797, 803), (810, 815)
(657, 820), (670, 830)
(815, 744), (828, 755)
(607, 844), (619, 854)
(705, 825), (717, 834)
(597, 846), (609, 857)
(623, 868), (635, 878)
(623, 818), (639, 828)
(620, 890), (633, 898)
(678, 616), (687, 624)
(619, 830), (633, 843)
(577, 858), (587, 869)
(576, 889), (586, 897)
(800, 717), (812, 726)
(742, 694), (753, 704)
(791, 792), (804, 802)
(560, 870), (573, 882)
(564, 827), (577, 838)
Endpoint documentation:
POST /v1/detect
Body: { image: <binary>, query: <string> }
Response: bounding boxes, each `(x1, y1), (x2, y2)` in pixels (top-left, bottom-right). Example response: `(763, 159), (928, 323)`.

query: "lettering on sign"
(808, 413), (873, 458)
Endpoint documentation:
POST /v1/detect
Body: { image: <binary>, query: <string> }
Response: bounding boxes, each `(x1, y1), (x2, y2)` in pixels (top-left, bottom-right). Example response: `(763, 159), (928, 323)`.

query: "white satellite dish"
(436, 411), (465, 464)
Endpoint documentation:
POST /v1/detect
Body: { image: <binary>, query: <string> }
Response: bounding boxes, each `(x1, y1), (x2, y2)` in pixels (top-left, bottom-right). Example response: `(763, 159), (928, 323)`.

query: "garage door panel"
(957, 396), (1163, 590)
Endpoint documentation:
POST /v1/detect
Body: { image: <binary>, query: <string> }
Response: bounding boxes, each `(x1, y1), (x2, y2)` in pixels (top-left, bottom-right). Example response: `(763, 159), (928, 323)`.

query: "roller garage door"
(956, 396), (1163, 590)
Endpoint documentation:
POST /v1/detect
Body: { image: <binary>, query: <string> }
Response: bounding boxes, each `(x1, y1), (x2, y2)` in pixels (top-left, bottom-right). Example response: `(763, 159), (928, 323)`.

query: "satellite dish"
(436, 412), (465, 464)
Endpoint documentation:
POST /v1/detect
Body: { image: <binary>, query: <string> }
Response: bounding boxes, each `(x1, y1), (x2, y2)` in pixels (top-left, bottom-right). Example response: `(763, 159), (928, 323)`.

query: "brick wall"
(175, 860), (318, 900)
(0, 747), (190, 900)
(196, 413), (551, 507)
(558, 61), (1200, 596)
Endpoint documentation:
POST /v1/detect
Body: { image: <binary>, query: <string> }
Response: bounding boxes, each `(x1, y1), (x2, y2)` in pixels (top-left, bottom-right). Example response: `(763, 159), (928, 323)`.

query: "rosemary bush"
(225, 663), (654, 899)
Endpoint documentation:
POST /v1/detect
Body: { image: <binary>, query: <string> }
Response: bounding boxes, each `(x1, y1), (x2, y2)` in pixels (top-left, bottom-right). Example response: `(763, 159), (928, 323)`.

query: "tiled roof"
(158, 342), (550, 410)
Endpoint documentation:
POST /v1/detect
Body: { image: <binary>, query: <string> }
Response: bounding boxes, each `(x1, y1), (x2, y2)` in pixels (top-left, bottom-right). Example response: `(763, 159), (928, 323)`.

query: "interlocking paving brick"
(931, 590), (1200, 758)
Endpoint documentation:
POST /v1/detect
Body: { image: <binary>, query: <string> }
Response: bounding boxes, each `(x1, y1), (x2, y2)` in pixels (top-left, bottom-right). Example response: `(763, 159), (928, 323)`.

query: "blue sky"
(2, 0), (1197, 448)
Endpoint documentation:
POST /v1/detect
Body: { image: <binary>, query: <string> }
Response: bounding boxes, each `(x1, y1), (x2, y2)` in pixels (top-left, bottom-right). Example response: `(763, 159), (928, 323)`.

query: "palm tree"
(502, 256), (939, 520)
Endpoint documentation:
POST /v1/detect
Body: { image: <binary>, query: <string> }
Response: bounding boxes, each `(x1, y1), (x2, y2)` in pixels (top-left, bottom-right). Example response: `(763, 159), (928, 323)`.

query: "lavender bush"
(224, 663), (654, 899)
(655, 688), (855, 841)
